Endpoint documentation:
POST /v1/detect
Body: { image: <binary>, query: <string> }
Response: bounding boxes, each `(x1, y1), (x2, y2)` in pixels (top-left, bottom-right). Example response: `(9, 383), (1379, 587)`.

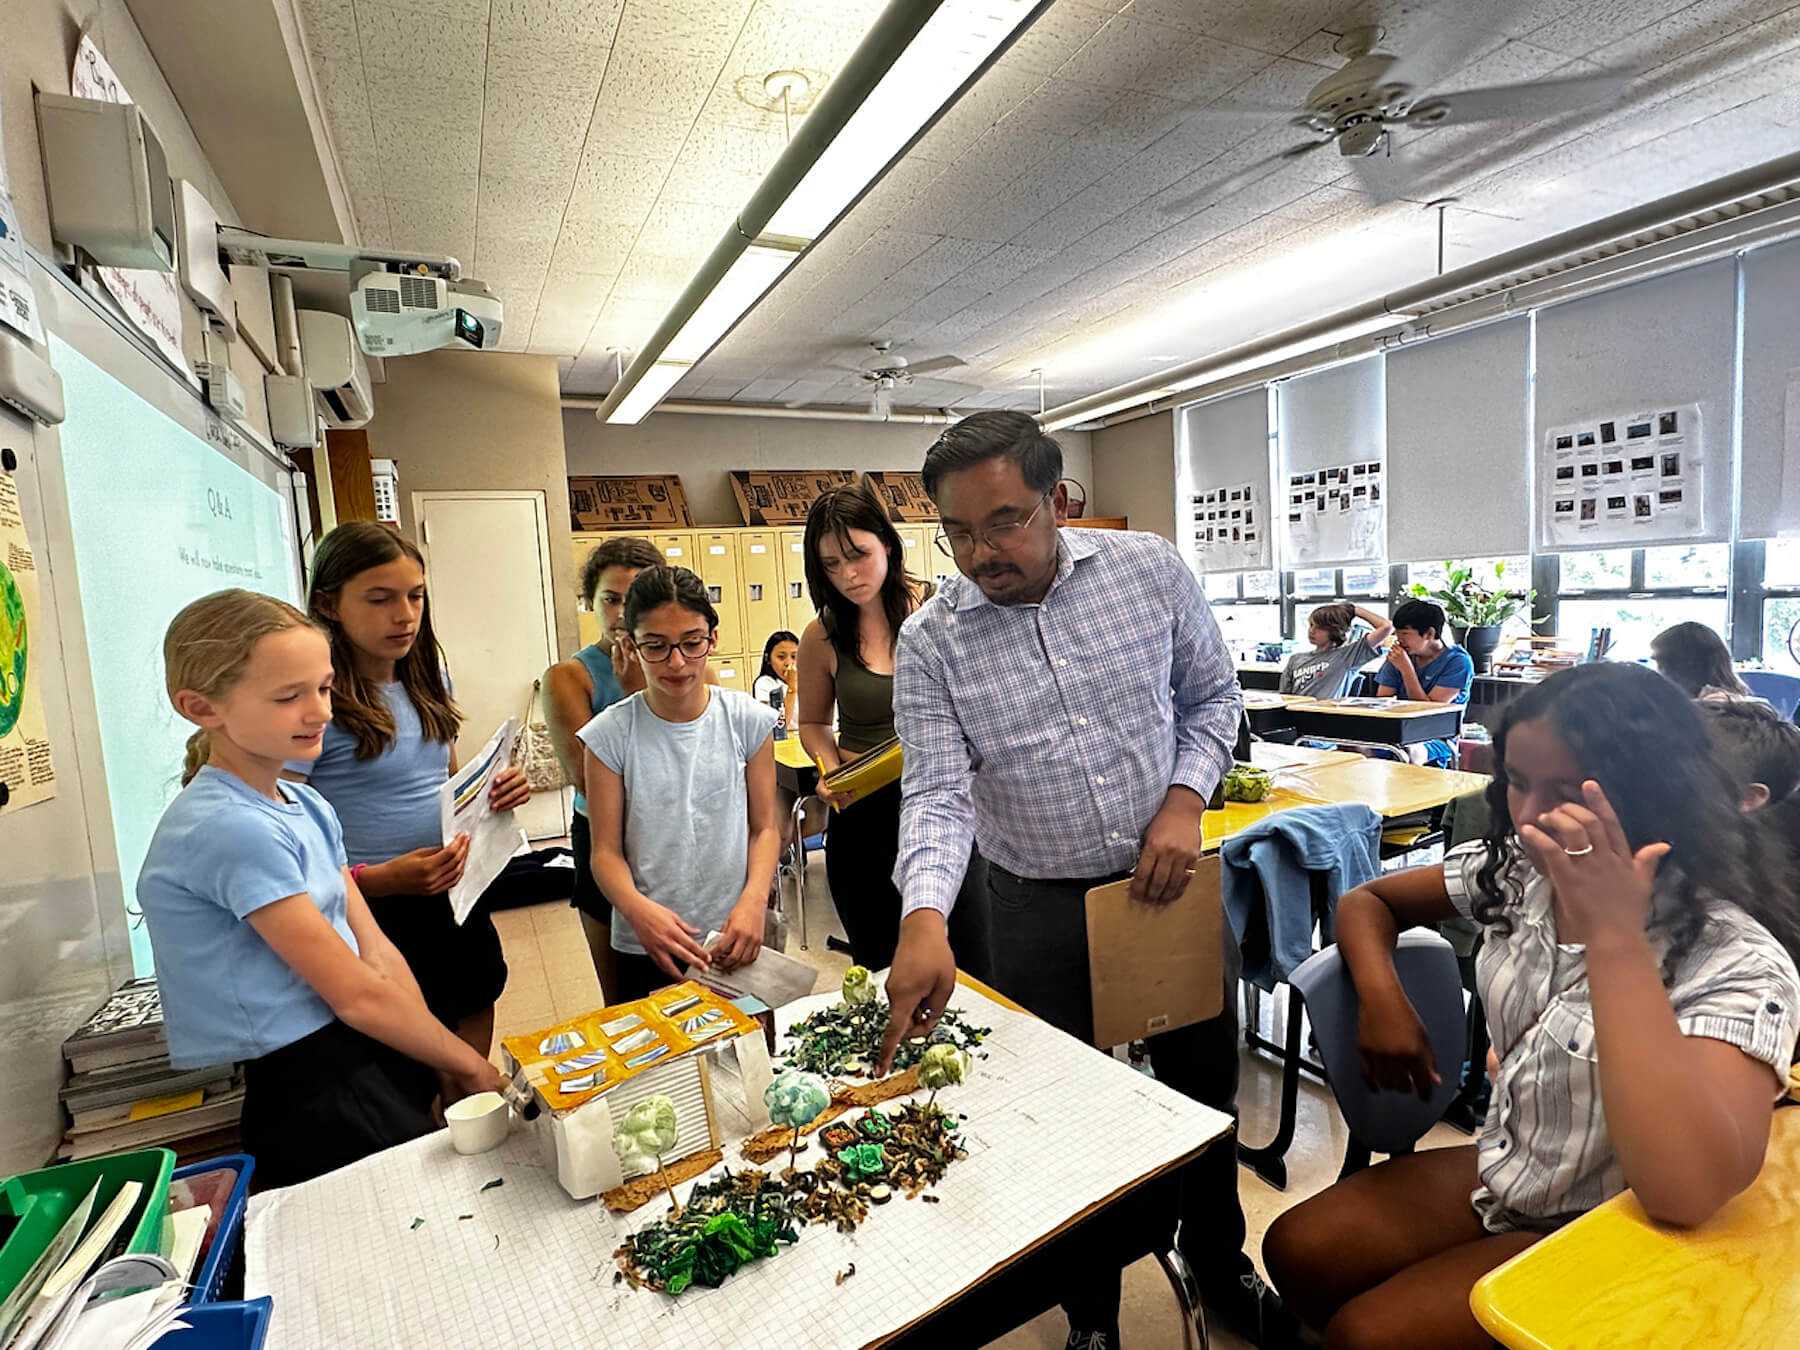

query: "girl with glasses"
(797, 478), (991, 976)
(578, 565), (781, 1002)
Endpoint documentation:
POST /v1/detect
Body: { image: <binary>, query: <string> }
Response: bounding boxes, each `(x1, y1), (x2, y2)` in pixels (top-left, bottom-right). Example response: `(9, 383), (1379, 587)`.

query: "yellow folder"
(820, 735), (903, 808)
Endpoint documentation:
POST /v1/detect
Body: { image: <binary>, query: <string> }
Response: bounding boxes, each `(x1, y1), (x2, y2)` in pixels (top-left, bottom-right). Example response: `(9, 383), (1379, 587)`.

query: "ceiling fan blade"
(1161, 138), (1334, 215)
(1378, 12), (1504, 102)
(1407, 68), (1633, 127)
(1347, 138), (1419, 206)
(903, 354), (969, 377)
(870, 385), (892, 419)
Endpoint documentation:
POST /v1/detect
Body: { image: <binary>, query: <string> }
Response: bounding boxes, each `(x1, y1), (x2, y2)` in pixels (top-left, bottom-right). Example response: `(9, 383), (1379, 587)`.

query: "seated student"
(1281, 602), (1393, 698)
(1698, 698), (1800, 811)
(1652, 620), (1751, 701)
(1263, 663), (1800, 1350)
(580, 566), (782, 1002)
(139, 591), (503, 1188)
(752, 630), (800, 732)
(1377, 598), (1474, 767)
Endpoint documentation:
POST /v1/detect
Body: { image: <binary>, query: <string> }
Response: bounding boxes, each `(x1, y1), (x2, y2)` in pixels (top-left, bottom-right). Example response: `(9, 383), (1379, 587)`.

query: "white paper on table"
(684, 932), (817, 1008)
(0, 1183), (99, 1346)
(24, 1257), (178, 1350)
(440, 717), (522, 925)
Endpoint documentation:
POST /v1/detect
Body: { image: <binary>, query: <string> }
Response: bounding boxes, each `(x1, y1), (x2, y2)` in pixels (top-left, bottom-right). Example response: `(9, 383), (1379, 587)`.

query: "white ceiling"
(293, 0), (1800, 412)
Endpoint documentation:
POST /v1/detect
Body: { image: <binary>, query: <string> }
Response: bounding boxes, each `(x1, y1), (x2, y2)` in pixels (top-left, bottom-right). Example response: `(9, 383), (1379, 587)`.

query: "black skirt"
(240, 1019), (438, 1189)
(365, 890), (508, 1028)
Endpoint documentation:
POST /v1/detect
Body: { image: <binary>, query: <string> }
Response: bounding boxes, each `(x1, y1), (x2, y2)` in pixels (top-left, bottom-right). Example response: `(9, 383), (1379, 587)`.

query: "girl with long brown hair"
(286, 523), (528, 1055)
(796, 478), (990, 974)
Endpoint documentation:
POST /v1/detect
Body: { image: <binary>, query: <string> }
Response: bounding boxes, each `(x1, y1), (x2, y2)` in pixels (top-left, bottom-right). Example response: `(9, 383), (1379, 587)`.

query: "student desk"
(1202, 758), (1489, 854)
(1242, 690), (1318, 735)
(1235, 661), (1286, 691)
(1281, 697), (1466, 748)
(1471, 1106), (1800, 1350)
(774, 733), (817, 797)
(243, 974), (1233, 1350)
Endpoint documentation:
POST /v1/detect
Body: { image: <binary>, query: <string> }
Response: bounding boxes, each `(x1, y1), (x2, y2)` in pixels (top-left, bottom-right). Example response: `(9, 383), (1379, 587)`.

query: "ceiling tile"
(489, 0), (626, 49)
(552, 218), (639, 273)
(384, 193), (475, 261)
(354, 2), (488, 81)
(566, 150), (670, 223)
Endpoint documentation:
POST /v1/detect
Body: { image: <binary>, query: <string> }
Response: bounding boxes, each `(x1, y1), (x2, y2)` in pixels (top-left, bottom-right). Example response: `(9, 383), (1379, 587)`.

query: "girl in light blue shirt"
(139, 590), (501, 1187)
(580, 566), (781, 1001)
(287, 524), (529, 1057)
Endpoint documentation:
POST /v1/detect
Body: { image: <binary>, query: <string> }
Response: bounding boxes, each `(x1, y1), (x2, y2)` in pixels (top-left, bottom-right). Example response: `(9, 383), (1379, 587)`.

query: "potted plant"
(1408, 561), (1539, 674)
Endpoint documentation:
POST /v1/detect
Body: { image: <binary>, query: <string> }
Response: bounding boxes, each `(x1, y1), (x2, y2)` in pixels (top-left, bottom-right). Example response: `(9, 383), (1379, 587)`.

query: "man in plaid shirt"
(875, 412), (1289, 1349)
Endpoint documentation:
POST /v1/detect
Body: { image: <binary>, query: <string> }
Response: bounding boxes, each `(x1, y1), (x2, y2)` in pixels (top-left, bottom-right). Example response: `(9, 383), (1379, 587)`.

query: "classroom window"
(1340, 563), (1387, 596)
(1643, 542), (1729, 589)
(1293, 569), (1336, 597)
(1764, 538), (1800, 588)
(1241, 570), (1281, 600)
(1211, 602), (1284, 648)
(1557, 597), (1728, 663)
(1557, 549), (1633, 591)
(1762, 597), (1800, 674)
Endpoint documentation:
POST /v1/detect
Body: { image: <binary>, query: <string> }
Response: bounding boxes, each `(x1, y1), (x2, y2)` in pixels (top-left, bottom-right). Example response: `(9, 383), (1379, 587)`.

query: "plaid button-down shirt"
(893, 527), (1241, 917)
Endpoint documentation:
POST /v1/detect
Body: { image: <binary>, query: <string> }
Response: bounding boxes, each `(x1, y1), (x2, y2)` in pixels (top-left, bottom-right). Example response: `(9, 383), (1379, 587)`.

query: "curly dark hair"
(1471, 662), (1800, 977)
(579, 536), (663, 607)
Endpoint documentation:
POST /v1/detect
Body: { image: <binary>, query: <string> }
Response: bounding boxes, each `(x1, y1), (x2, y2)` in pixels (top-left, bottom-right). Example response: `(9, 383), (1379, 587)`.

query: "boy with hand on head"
(1377, 598), (1473, 767)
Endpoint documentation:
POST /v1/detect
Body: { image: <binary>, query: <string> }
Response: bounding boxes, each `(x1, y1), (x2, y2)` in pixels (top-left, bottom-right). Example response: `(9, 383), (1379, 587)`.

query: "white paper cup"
(445, 1091), (510, 1154)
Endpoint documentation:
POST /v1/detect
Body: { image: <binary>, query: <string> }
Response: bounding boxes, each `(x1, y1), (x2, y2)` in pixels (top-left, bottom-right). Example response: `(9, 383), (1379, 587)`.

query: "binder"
(820, 735), (902, 808)
(1085, 858), (1225, 1049)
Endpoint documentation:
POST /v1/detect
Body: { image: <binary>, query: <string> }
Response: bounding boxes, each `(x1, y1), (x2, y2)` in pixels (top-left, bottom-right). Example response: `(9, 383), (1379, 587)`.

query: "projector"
(350, 267), (504, 356)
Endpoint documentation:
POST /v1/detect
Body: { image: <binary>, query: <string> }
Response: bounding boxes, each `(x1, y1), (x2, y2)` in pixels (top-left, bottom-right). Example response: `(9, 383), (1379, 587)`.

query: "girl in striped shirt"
(1266, 662), (1800, 1350)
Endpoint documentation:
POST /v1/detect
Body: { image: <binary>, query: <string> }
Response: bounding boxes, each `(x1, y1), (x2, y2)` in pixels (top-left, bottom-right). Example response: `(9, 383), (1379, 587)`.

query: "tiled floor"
(490, 856), (1469, 1350)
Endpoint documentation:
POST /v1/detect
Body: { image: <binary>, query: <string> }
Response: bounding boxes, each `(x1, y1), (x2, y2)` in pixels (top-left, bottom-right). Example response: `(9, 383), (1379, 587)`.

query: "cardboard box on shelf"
(866, 471), (935, 522)
(729, 469), (856, 525)
(568, 475), (692, 530)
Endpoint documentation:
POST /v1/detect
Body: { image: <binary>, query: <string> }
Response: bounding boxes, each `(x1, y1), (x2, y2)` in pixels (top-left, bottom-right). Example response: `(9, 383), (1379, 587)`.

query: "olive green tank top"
(834, 654), (895, 755)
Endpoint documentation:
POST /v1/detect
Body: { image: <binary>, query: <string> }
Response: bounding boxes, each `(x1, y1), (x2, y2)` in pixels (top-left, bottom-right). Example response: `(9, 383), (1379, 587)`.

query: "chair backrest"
(1289, 930), (1466, 1153)
(1741, 671), (1800, 720)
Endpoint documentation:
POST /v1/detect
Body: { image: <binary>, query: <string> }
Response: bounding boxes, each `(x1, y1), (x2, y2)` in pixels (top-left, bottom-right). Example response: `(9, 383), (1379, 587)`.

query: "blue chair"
(1287, 929), (1467, 1170)
(1742, 671), (1800, 720)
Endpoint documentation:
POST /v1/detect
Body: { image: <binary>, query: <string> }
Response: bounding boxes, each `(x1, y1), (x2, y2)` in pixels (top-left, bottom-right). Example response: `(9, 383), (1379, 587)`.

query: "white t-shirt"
(752, 674), (787, 709)
(577, 689), (777, 954)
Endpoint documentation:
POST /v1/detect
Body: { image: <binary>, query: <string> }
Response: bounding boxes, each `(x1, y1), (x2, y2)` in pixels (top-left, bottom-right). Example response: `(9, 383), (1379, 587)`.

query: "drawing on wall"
(1282, 460), (1384, 566)
(0, 471), (57, 812)
(1190, 481), (1264, 572)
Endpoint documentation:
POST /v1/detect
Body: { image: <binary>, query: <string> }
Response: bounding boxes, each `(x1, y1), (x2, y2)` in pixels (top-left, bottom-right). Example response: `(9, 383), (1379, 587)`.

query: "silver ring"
(1562, 844), (1594, 857)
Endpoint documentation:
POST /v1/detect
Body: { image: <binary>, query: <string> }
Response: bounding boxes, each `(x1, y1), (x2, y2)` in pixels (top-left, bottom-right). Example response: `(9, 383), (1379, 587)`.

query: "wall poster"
(1541, 404), (1703, 548)
(1282, 460), (1384, 566)
(1189, 481), (1264, 572)
(0, 469), (57, 812)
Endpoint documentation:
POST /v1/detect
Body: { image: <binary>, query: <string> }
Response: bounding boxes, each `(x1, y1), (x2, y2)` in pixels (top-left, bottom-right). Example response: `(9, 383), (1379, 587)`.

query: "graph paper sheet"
(246, 982), (1231, 1349)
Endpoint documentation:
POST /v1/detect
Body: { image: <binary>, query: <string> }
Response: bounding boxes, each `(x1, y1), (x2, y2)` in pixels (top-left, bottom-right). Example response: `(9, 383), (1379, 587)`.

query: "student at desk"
(1264, 664), (1800, 1350)
(1280, 602), (1392, 698)
(1377, 598), (1473, 767)
(881, 412), (1287, 1348)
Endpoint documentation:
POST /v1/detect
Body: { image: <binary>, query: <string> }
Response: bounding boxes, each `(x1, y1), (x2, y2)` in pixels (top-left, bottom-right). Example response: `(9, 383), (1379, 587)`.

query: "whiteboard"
(0, 252), (301, 1169)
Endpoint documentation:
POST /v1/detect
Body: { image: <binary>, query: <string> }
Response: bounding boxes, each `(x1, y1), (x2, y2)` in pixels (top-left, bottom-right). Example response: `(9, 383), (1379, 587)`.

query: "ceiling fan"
(815, 340), (979, 418)
(1162, 24), (1633, 213)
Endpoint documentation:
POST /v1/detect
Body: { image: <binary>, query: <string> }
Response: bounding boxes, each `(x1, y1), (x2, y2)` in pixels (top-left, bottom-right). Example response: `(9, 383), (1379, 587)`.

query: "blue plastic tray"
(169, 1155), (255, 1305)
(150, 1297), (271, 1350)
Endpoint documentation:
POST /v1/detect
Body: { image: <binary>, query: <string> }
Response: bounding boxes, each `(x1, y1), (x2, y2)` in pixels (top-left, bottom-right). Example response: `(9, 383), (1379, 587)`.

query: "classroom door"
(415, 490), (567, 841)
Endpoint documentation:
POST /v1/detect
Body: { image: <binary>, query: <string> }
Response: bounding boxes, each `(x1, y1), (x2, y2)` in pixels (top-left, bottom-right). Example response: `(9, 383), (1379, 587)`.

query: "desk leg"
(788, 794), (810, 951)
(1156, 1247), (1212, 1350)
(1237, 993), (1304, 1190)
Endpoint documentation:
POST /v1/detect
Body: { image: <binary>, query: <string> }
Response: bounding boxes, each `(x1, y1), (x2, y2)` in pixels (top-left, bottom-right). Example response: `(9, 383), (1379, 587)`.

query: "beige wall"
(1091, 411), (1177, 540)
(562, 410), (1094, 526)
(3, 0), (277, 440)
(366, 350), (578, 656)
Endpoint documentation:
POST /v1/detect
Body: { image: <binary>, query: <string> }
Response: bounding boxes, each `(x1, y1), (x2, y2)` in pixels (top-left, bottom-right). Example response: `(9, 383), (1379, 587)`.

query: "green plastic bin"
(0, 1149), (176, 1304)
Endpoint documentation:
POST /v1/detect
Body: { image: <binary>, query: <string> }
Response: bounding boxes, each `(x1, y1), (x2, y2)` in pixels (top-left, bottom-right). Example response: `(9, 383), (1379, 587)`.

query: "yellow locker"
(694, 532), (744, 656)
(710, 652), (748, 694)
(738, 530), (784, 651)
(895, 525), (927, 584)
(576, 609), (603, 651)
(779, 529), (814, 637)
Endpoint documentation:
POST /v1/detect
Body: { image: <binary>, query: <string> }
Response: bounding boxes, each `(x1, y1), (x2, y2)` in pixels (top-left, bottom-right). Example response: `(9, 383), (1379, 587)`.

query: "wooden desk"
(1283, 697), (1466, 747)
(1471, 1106), (1800, 1350)
(773, 734), (818, 798)
(1249, 742), (1362, 774)
(1242, 690), (1317, 734)
(1285, 759), (1489, 818)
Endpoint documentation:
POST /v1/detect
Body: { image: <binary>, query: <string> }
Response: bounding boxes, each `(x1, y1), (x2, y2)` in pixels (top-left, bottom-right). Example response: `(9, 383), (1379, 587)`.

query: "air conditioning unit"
(265, 373), (318, 449)
(296, 309), (373, 429)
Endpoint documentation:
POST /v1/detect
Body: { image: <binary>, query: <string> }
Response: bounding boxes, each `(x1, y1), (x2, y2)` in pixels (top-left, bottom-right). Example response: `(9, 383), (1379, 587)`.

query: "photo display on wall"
(1541, 404), (1702, 548)
(1282, 460), (1384, 566)
(1190, 481), (1264, 571)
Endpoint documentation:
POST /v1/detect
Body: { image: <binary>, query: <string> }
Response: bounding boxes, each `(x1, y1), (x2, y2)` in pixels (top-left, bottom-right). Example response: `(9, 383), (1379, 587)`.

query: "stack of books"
(58, 979), (243, 1162)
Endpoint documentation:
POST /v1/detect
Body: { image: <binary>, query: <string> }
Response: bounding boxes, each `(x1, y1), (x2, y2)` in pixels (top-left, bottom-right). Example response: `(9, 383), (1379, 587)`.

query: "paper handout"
(441, 718), (524, 925)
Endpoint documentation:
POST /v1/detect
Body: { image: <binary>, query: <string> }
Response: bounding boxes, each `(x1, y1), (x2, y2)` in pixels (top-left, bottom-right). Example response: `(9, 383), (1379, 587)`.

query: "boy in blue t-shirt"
(1376, 598), (1473, 767)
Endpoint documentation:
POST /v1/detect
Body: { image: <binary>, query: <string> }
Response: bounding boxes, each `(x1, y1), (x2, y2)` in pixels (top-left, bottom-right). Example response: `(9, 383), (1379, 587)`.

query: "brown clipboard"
(1085, 857), (1225, 1050)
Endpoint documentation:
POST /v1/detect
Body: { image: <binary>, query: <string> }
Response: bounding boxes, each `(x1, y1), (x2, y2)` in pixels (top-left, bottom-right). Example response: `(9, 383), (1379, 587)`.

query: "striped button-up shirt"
(893, 527), (1241, 917)
(1445, 841), (1800, 1233)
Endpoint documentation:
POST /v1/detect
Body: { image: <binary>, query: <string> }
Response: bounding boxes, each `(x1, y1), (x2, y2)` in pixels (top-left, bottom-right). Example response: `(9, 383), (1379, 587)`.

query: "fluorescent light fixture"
(765, 1), (1039, 239)
(1042, 389), (1176, 433)
(664, 245), (799, 363)
(608, 361), (692, 425)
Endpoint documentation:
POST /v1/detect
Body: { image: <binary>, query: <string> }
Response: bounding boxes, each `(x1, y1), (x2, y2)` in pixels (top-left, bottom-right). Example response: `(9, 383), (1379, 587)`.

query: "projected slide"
(51, 336), (298, 973)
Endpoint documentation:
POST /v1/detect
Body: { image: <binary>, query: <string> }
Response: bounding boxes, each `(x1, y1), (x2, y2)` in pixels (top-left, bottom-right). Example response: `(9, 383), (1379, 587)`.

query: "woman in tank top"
(797, 479), (990, 976)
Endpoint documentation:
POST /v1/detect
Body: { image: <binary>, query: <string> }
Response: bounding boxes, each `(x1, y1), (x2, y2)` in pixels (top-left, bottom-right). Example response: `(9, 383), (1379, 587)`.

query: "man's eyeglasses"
(935, 494), (1050, 557)
(632, 634), (715, 663)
